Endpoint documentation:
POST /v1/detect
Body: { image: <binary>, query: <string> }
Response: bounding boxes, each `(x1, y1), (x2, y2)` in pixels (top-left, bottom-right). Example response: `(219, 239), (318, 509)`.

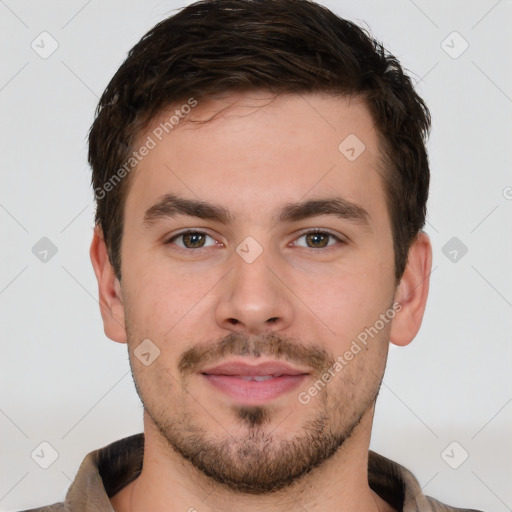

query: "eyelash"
(165, 229), (345, 251)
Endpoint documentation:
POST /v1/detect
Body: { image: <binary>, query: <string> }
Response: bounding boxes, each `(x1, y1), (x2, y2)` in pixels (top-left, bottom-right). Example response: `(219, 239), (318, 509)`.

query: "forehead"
(125, 91), (388, 229)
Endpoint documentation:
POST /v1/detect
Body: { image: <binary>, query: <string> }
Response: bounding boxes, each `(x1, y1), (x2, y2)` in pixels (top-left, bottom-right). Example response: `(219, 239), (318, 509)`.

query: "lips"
(201, 360), (309, 377)
(200, 360), (310, 404)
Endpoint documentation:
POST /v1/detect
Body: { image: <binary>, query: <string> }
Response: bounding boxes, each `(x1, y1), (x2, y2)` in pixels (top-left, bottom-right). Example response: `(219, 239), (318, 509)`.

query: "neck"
(111, 408), (395, 512)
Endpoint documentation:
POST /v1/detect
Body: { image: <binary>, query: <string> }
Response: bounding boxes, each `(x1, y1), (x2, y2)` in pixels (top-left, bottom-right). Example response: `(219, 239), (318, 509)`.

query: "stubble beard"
(135, 357), (384, 494)
(146, 396), (378, 495)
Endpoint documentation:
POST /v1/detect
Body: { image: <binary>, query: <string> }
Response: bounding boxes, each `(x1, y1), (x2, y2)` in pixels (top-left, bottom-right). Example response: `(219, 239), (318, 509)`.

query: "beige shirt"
(19, 433), (483, 512)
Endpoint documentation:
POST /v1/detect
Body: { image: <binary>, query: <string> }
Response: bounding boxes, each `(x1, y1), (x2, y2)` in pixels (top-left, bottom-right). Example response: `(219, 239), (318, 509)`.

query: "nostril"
(228, 318), (239, 325)
(267, 317), (279, 323)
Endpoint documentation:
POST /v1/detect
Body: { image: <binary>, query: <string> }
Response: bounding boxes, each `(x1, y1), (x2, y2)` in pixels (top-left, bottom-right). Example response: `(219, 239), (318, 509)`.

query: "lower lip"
(201, 374), (308, 404)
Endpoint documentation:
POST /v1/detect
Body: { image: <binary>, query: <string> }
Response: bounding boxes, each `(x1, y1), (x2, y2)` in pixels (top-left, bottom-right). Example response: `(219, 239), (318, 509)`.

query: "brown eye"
(295, 231), (340, 249)
(293, 229), (345, 249)
(168, 231), (216, 249)
(305, 232), (330, 248)
(182, 232), (206, 248)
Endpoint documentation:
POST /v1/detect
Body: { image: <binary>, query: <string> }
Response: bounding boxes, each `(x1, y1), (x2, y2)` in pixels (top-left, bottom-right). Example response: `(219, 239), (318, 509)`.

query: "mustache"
(177, 331), (335, 377)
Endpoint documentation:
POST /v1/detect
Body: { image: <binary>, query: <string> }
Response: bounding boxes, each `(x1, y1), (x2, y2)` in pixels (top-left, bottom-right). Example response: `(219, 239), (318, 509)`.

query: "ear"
(89, 225), (127, 344)
(389, 231), (432, 347)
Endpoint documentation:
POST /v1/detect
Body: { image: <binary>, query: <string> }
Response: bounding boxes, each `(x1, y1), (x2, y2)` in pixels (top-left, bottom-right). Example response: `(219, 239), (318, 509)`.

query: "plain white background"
(1, 1), (511, 510)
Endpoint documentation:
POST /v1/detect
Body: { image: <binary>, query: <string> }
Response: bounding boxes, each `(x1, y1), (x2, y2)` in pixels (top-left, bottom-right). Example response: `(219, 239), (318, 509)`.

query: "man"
(22, 0), (483, 510)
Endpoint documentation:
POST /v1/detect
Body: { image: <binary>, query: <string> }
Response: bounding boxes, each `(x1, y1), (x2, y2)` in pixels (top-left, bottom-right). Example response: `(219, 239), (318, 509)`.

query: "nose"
(214, 245), (295, 334)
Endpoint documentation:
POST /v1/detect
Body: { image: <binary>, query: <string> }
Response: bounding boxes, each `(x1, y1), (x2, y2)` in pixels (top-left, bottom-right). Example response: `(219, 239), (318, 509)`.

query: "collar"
(57, 433), (478, 512)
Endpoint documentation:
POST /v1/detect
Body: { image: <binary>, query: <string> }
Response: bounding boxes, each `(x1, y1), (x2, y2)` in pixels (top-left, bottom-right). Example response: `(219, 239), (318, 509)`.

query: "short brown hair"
(88, 0), (431, 282)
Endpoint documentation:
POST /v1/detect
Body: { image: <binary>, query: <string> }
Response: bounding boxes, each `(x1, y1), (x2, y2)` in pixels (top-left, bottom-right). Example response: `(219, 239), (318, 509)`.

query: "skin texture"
(90, 91), (432, 512)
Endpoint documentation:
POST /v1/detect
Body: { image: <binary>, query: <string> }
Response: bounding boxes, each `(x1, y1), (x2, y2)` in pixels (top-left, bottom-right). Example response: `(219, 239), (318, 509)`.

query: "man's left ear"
(390, 231), (432, 347)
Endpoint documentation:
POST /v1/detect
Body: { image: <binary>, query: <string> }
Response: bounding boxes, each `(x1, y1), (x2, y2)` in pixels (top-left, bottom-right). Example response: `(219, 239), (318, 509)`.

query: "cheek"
(304, 260), (394, 342)
(122, 254), (219, 342)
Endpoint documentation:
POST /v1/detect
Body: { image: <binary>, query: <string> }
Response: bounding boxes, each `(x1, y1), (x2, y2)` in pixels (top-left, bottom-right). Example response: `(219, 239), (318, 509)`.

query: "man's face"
(116, 92), (398, 493)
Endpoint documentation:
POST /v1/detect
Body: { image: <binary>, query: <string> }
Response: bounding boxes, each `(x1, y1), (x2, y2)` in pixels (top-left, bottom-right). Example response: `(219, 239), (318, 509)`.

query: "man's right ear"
(89, 225), (128, 344)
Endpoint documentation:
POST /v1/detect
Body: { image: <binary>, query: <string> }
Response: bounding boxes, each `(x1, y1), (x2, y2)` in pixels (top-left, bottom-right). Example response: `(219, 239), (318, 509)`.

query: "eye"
(293, 230), (342, 249)
(166, 231), (218, 249)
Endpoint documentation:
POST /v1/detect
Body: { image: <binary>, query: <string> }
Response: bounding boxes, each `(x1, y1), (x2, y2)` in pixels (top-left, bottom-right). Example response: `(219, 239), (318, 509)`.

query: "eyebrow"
(277, 197), (370, 227)
(143, 194), (234, 226)
(143, 193), (370, 229)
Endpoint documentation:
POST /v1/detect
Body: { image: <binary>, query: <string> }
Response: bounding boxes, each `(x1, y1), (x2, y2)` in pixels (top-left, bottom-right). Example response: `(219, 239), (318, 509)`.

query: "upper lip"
(201, 360), (310, 377)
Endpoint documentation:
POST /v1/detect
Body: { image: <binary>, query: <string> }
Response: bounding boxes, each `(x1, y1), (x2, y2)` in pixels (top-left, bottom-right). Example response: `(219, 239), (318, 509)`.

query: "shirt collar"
(60, 433), (457, 512)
